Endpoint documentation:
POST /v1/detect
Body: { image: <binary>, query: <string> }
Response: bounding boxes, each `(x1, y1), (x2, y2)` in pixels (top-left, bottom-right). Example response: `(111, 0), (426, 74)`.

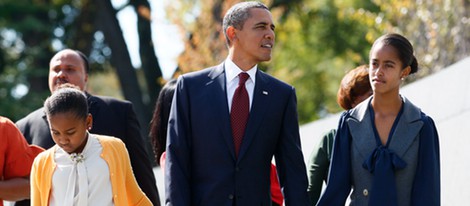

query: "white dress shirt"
(225, 58), (257, 112)
(50, 133), (113, 206)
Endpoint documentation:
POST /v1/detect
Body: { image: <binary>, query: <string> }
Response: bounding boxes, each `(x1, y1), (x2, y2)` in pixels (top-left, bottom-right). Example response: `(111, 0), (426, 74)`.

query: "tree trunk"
(131, 0), (163, 108)
(70, 0), (96, 55)
(94, 0), (150, 139)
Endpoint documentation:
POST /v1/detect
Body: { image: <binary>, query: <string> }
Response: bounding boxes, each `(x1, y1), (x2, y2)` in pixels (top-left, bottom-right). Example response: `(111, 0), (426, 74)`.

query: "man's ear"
(227, 26), (237, 43)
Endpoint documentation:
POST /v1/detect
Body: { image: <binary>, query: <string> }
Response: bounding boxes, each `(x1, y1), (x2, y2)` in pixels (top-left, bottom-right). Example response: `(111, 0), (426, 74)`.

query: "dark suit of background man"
(165, 1), (310, 205)
(15, 49), (161, 206)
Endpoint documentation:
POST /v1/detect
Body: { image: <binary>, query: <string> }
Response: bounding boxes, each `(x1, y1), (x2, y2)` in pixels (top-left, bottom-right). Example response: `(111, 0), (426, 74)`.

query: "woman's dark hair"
(337, 65), (371, 110)
(149, 79), (177, 165)
(44, 83), (88, 120)
(371, 33), (419, 74)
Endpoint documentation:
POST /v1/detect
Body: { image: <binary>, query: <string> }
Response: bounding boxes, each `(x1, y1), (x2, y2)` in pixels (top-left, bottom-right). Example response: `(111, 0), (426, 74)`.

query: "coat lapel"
(207, 63), (237, 160)
(348, 97), (377, 159)
(237, 70), (270, 162)
(388, 96), (423, 156)
(348, 96), (424, 160)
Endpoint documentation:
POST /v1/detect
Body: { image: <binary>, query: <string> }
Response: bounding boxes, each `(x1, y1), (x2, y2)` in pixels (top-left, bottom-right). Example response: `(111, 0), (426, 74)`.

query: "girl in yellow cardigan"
(30, 84), (152, 206)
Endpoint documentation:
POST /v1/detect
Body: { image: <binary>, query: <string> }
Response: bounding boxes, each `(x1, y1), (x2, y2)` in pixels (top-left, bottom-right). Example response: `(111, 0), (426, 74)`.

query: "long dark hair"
(149, 79), (177, 165)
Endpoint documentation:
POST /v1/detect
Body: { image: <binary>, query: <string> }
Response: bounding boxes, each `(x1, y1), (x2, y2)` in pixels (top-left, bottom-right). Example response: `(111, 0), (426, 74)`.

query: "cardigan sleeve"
(30, 149), (55, 206)
(30, 154), (41, 206)
(411, 114), (440, 205)
(316, 112), (352, 206)
(106, 138), (152, 206)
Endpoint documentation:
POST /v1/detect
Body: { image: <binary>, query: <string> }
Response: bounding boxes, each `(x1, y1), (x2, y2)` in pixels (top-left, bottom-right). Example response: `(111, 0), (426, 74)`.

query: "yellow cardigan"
(30, 134), (153, 206)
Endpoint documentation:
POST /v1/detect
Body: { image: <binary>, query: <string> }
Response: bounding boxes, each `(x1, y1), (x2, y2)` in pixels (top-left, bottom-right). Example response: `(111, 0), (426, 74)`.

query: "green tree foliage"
(372, 0), (470, 79)
(0, 0), (164, 134)
(0, 0), (58, 120)
(270, 0), (382, 122)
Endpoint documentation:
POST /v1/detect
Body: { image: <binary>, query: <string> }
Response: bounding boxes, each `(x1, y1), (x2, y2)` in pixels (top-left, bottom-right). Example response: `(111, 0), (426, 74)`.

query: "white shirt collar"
(224, 58), (257, 84)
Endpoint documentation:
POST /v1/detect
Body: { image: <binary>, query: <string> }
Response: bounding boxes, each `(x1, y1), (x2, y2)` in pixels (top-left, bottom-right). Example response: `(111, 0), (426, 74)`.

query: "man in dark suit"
(165, 2), (310, 205)
(15, 49), (161, 206)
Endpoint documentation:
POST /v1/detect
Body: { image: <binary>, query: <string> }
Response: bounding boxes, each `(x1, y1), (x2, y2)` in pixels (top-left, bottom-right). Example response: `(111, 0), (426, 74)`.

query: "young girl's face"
(369, 43), (410, 95)
(48, 112), (92, 154)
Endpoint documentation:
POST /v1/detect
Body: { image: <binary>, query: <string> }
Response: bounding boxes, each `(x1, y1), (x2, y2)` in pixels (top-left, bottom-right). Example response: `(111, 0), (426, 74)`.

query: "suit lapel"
(237, 71), (270, 162)
(207, 63), (237, 160)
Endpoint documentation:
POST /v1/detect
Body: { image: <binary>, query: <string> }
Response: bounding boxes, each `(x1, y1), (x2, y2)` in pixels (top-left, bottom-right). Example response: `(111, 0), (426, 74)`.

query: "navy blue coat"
(317, 96), (440, 206)
(165, 63), (310, 206)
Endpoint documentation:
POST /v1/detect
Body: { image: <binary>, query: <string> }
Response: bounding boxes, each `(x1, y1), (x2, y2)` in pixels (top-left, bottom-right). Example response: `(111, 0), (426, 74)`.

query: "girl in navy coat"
(317, 33), (440, 206)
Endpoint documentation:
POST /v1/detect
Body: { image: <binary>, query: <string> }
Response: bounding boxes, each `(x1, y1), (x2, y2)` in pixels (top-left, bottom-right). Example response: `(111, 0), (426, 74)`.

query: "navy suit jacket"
(16, 93), (161, 206)
(165, 63), (310, 206)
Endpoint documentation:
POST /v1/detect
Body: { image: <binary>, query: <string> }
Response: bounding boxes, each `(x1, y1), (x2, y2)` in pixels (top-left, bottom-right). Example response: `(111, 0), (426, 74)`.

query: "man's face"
(48, 50), (88, 93)
(231, 8), (275, 66)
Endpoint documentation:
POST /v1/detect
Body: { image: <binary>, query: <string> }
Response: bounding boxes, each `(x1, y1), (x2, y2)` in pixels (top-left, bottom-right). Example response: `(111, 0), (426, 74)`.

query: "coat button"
(228, 194), (234, 199)
(363, 189), (369, 196)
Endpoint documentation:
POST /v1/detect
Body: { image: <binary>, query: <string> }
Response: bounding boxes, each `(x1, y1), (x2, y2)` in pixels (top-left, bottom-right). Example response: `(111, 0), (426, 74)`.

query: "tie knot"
(238, 72), (249, 85)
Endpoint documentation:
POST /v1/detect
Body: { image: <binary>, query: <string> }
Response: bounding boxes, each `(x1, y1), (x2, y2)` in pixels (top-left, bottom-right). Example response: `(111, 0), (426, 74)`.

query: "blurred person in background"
(307, 64), (372, 204)
(149, 79), (177, 169)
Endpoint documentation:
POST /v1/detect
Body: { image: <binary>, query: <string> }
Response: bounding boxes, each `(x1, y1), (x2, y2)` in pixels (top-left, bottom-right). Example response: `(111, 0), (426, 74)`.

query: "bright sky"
(112, 0), (184, 80)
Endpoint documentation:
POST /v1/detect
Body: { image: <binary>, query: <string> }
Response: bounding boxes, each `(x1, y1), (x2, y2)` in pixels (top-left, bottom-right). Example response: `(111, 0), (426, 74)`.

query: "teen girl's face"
(369, 42), (410, 95)
(48, 112), (92, 154)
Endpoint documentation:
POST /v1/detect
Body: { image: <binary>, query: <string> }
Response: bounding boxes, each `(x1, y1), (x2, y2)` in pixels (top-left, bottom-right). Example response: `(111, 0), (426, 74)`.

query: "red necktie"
(231, 72), (250, 157)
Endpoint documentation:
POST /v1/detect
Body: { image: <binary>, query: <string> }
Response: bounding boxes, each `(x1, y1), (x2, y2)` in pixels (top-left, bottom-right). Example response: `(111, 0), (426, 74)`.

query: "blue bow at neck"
(363, 145), (407, 206)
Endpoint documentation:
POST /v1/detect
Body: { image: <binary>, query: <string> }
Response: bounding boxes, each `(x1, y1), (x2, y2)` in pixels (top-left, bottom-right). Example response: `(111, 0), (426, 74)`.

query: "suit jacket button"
(235, 167), (240, 172)
(363, 189), (369, 196)
(228, 194), (234, 199)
